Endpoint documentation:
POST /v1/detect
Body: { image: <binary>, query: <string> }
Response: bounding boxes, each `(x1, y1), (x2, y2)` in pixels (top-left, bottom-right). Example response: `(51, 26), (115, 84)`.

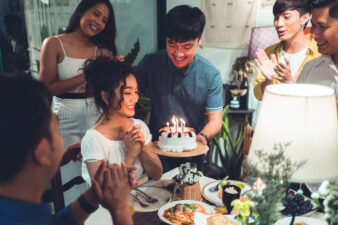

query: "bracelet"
(199, 132), (208, 142)
(78, 194), (99, 214)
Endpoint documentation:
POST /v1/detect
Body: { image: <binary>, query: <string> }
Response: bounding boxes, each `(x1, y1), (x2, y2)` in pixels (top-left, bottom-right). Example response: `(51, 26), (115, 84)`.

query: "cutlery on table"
(209, 176), (229, 192)
(130, 193), (150, 208)
(133, 187), (159, 203)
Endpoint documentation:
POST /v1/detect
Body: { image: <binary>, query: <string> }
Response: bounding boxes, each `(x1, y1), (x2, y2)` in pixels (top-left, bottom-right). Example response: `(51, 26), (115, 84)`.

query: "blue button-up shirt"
(0, 196), (78, 225)
(135, 50), (223, 140)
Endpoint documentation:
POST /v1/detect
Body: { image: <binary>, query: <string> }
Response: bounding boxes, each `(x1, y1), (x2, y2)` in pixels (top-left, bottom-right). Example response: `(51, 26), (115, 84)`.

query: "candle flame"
(253, 177), (266, 191)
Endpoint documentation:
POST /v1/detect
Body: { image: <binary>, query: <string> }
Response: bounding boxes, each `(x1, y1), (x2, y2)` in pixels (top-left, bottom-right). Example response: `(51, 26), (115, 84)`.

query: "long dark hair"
(65, 0), (117, 55)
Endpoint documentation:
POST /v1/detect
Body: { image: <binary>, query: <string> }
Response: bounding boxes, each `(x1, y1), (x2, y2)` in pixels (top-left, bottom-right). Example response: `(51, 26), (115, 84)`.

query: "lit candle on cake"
(167, 122), (170, 132)
(180, 118), (185, 132)
(172, 116), (177, 132)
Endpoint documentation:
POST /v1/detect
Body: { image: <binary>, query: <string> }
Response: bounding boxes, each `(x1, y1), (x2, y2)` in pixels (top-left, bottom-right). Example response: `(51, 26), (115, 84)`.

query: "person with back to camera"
(254, 0), (321, 101)
(81, 56), (163, 185)
(39, 0), (121, 204)
(0, 73), (135, 225)
(134, 5), (223, 172)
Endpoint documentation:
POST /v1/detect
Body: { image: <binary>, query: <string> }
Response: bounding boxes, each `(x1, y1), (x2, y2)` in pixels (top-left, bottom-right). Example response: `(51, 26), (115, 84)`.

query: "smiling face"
(273, 10), (309, 41)
(311, 6), (338, 57)
(79, 2), (109, 37)
(166, 37), (202, 70)
(111, 74), (139, 118)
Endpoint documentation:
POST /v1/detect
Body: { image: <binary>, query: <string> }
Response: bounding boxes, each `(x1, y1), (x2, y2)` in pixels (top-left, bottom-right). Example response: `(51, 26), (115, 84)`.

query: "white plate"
(202, 180), (251, 205)
(158, 200), (215, 225)
(129, 187), (172, 212)
(274, 216), (326, 225)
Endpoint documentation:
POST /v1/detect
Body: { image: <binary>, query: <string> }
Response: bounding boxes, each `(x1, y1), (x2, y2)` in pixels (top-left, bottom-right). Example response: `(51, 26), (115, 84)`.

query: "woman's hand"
(274, 57), (296, 83)
(255, 48), (277, 81)
(123, 125), (145, 158)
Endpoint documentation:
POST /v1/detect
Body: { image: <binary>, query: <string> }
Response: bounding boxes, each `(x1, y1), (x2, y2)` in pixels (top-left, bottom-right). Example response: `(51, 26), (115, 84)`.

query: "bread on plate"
(207, 213), (236, 225)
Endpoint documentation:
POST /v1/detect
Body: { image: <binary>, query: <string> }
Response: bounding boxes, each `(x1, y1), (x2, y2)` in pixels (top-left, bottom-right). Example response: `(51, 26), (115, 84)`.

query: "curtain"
(23, 0), (80, 77)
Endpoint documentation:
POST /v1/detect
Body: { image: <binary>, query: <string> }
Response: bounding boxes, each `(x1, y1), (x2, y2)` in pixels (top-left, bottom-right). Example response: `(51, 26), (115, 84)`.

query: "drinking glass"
(222, 184), (241, 214)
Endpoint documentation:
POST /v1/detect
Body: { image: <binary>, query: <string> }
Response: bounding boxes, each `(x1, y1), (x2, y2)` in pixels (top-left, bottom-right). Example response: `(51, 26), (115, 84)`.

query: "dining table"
(85, 167), (326, 225)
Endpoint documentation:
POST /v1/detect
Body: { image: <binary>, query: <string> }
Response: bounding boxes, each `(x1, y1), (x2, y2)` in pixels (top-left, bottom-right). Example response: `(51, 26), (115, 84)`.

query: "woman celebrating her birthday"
(81, 56), (162, 184)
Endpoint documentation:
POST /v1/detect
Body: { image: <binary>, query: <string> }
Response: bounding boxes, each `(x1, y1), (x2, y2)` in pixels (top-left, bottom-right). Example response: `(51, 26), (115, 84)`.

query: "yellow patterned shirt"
(254, 34), (321, 100)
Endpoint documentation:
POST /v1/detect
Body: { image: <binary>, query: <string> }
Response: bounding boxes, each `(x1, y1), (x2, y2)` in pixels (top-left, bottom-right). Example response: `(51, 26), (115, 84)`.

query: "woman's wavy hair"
(65, 0), (117, 55)
(83, 56), (133, 120)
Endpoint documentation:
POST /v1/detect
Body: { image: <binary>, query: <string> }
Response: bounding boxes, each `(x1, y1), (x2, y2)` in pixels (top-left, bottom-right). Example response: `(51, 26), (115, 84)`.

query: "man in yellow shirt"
(254, 0), (321, 100)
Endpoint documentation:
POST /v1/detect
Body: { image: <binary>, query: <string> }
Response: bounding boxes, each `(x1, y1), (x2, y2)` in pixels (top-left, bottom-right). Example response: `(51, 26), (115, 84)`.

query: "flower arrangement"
(231, 198), (258, 224)
(231, 56), (256, 84)
(312, 180), (338, 225)
(173, 163), (203, 185)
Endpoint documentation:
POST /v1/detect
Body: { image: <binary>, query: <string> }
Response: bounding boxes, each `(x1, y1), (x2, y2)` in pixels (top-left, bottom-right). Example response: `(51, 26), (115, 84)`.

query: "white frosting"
(158, 130), (197, 152)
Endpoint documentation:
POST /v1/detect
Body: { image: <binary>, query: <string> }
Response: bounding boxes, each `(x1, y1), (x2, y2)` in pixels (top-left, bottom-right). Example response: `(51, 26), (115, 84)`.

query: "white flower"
(311, 192), (320, 199)
(319, 180), (330, 196)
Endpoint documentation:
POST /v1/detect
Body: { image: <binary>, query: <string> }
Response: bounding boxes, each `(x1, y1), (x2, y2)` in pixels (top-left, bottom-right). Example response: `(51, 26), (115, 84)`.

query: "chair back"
(248, 26), (280, 60)
(42, 147), (85, 213)
(242, 124), (254, 179)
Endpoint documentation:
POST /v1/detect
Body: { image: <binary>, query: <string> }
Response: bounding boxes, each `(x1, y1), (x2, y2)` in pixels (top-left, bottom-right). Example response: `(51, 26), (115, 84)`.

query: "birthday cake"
(158, 126), (197, 152)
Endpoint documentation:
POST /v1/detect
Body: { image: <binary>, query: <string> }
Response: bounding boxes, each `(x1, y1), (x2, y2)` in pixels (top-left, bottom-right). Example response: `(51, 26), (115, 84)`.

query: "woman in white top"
(81, 56), (163, 184)
(39, 0), (118, 204)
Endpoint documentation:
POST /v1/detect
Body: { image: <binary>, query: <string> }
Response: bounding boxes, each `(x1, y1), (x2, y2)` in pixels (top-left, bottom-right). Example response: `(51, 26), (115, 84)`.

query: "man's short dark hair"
(165, 5), (205, 42)
(273, 0), (310, 16)
(0, 73), (52, 183)
(308, 0), (338, 18)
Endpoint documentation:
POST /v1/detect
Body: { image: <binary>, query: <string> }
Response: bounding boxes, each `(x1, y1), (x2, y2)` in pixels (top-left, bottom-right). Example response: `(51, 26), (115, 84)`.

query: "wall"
(167, 0), (275, 125)
(167, 0), (274, 83)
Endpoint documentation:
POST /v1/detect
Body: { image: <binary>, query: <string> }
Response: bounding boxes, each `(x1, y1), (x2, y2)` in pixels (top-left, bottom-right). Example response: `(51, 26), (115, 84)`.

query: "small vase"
(239, 78), (249, 109)
(230, 96), (240, 109)
(173, 181), (201, 201)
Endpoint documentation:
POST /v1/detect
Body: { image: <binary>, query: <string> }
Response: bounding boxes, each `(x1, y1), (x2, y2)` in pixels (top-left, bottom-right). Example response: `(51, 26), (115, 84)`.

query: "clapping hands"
(255, 48), (295, 83)
(123, 125), (145, 157)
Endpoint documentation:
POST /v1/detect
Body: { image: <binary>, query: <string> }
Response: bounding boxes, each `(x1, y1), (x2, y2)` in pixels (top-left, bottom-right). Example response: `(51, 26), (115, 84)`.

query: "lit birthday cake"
(158, 117), (197, 152)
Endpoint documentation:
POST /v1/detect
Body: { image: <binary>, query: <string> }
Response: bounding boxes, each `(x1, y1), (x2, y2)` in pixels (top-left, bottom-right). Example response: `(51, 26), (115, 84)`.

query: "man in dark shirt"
(135, 5), (223, 172)
(0, 74), (134, 225)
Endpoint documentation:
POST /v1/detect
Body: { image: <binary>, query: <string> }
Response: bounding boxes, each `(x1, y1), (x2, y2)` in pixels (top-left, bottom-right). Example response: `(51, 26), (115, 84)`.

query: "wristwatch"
(78, 194), (99, 214)
(199, 132), (208, 142)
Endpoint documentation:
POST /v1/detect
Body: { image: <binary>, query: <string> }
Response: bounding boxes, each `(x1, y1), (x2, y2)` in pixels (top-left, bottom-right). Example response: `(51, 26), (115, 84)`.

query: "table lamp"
(248, 84), (338, 183)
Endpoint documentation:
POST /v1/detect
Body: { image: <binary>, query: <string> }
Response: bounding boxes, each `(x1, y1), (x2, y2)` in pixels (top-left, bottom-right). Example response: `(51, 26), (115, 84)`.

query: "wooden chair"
(42, 147), (85, 213)
(242, 124), (254, 179)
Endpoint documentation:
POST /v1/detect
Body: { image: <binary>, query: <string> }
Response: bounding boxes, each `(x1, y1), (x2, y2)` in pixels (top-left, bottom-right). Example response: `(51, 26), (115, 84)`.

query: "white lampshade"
(248, 84), (338, 183)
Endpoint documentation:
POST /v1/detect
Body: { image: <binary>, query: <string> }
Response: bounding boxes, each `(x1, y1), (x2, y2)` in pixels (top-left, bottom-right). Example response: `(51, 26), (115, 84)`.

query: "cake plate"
(148, 141), (209, 157)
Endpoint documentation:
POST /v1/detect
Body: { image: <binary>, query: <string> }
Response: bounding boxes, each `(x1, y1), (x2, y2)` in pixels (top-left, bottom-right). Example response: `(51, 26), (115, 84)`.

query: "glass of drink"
(222, 184), (241, 214)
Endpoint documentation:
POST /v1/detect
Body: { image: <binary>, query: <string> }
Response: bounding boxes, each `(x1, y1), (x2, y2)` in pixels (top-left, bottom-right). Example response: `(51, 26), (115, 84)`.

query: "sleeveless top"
(55, 36), (97, 93)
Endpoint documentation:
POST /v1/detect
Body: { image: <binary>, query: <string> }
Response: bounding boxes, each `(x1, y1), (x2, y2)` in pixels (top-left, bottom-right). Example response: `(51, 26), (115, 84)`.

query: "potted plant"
(173, 163), (203, 201)
(210, 105), (246, 180)
(226, 56), (256, 110)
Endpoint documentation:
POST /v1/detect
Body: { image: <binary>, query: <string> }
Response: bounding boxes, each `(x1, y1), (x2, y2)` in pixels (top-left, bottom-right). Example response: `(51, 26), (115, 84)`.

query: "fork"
(133, 187), (159, 203)
(130, 193), (150, 207)
(209, 176), (229, 192)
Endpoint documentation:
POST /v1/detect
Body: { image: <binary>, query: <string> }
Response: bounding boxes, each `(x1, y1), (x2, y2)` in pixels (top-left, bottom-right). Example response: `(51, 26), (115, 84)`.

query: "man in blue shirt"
(0, 74), (134, 225)
(135, 5), (223, 172)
